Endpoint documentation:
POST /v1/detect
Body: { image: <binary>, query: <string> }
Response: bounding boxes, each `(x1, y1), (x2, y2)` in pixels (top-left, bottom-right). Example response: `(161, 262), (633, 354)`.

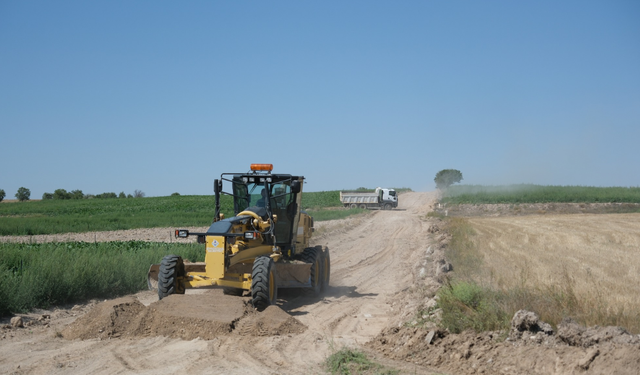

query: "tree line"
(0, 188), (145, 202)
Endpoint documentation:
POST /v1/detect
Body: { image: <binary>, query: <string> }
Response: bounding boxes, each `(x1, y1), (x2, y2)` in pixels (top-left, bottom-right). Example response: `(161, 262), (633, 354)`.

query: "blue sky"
(1, 1), (639, 198)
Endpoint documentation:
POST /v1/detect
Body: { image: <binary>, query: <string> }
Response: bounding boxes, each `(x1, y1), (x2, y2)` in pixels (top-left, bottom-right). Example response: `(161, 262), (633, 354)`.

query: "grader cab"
(148, 164), (330, 311)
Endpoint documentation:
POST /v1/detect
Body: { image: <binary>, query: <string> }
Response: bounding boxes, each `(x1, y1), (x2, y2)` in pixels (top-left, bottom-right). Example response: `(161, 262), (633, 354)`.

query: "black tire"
(359, 204), (367, 209)
(158, 255), (185, 300)
(384, 203), (392, 210)
(251, 256), (277, 311)
(302, 247), (322, 296)
(223, 287), (244, 296)
(320, 247), (331, 292)
(350, 203), (357, 209)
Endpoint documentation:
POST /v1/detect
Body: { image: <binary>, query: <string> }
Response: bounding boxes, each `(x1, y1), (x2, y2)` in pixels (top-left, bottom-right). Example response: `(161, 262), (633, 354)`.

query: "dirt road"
(0, 192), (441, 375)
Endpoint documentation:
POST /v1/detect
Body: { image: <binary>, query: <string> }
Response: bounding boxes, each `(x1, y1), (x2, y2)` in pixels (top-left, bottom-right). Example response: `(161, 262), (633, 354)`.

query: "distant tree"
(118, 191), (126, 198)
(434, 169), (463, 189)
(133, 190), (145, 198)
(54, 189), (71, 200)
(127, 194), (133, 198)
(171, 192), (180, 196)
(15, 187), (31, 201)
(96, 192), (117, 199)
(42, 192), (54, 200)
(70, 190), (84, 199)
(0, 189), (5, 202)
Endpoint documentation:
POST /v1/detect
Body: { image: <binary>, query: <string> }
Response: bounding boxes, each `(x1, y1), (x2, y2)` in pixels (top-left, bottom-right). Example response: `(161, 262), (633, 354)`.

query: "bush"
(54, 189), (71, 200)
(0, 189), (5, 202)
(171, 192), (180, 196)
(96, 192), (117, 199)
(70, 190), (84, 199)
(42, 192), (54, 200)
(15, 187), (30, 202)
(118, 192), (126, 198)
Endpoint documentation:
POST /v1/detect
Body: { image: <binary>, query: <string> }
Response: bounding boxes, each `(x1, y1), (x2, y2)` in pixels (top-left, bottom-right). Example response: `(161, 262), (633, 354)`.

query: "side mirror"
(213, 179), (221, 194)
(291, 180), (301, 194)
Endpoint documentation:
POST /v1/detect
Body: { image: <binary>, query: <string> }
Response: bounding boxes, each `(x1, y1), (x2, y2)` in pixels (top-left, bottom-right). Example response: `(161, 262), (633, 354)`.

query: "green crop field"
(0, 241), (203, 315)
(440, 184), (640, 204)
(0, 191), (345, 236)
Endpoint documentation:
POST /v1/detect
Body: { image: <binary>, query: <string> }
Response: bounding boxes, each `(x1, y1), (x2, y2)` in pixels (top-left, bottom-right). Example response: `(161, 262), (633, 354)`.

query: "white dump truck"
(340, 187), (398, 210)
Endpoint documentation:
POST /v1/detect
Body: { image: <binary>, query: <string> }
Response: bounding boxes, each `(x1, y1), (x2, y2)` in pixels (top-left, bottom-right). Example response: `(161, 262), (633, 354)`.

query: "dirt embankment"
(1, 192), (640, 374)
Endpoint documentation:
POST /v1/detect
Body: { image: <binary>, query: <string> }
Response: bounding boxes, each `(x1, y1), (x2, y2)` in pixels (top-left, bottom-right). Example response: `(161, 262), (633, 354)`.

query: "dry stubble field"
(467, 213), (640, 331)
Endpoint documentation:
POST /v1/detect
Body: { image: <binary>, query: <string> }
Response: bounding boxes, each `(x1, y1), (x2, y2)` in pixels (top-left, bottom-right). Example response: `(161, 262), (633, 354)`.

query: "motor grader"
(148, 164), (330, 311)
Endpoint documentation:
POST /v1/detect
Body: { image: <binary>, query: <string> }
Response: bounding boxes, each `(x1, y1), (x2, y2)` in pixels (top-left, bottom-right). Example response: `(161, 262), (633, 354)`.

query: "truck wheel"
(251, 256), (277, 311)
(320, 247), (331, 292)
(157, 255), (185, 300)
(359, 204), (367, 209)
(350, 204), (357, 209)
(302, 247), (322, 296)
(384, 203), (392, 210)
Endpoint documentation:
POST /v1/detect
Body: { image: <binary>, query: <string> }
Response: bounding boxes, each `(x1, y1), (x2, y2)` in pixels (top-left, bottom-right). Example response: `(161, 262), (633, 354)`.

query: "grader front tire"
(251, 256), (277, 311)
(157, 255), (185, 300)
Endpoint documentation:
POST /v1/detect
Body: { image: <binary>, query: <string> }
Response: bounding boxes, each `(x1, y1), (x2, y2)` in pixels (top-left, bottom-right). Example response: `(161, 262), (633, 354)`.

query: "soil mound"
(369, 313), (640, 375)
(235, 305), (307, 336)
(62, 292), (305, 341)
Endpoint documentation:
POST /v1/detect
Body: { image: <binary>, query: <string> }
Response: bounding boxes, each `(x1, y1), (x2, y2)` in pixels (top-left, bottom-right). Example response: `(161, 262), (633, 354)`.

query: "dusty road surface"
(0, 192), (441, 375)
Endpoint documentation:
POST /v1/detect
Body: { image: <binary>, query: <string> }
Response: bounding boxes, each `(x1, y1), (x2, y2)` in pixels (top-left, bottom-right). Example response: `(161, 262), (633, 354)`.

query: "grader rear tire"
(302, 247), (322, 296)
(320, 247), (331, 292)
(157, 255), (185, 300)
(251, 256), (277, 311)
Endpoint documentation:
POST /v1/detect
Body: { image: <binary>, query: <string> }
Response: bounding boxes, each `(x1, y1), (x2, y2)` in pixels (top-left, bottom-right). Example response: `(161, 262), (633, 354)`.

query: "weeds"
(326, 347), (397, 375)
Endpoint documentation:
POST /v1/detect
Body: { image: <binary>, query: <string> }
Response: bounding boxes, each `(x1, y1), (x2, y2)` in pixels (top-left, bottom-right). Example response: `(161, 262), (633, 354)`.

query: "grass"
(0, 191), (348, 236)
(435, 214), (640, 334)
(0, 241), (203, 316)
(440, 184), (640, 204)
(326, 347), (398, 375)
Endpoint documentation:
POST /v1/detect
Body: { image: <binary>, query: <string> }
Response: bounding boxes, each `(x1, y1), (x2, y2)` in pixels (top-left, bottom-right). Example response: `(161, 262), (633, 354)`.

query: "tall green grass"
(441, 184), (640, 204)
(0, 241), (203, 315)
(0, 191), (345, 236)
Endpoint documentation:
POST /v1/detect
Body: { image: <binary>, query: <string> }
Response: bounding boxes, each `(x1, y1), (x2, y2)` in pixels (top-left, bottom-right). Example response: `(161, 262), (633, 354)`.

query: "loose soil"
(1, 192), (639, 374)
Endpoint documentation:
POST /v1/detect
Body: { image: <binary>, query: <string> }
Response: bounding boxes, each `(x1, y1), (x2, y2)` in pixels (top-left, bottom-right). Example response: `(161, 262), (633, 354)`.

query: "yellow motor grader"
(148, 164), (330, 311)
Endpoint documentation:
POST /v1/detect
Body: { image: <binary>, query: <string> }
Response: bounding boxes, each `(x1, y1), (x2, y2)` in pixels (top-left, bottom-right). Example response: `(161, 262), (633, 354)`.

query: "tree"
(171, 192), (180, 196)
(54, 189), (71, 200)
(15, 187), (31, 201)
(0, 189), (5, 202)
(133, 190), (145, 198)
(96, 192), (117, 199)
(434, 169), (463, 189)
(118, 191), (126, 198)
(70, 190), (84, 199)
(42, 192), (54, 200)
